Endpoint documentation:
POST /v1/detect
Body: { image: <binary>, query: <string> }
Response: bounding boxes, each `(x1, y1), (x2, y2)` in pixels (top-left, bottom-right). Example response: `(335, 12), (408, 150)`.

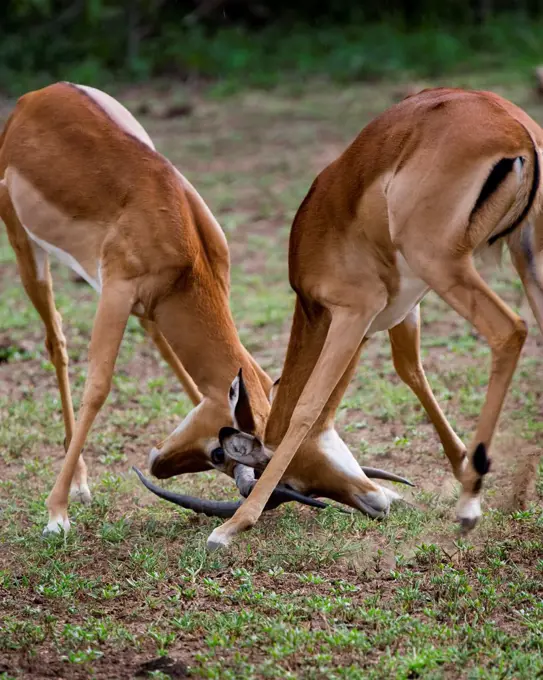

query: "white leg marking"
(44, 514), (71, 535)
(69, 481), (92, 504)
(207, 526), (234, 551)
(456, 492), (482, 531)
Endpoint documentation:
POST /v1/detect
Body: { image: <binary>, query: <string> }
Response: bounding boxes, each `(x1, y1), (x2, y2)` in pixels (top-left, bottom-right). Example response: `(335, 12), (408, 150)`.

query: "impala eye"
(211, 447), (225, 465)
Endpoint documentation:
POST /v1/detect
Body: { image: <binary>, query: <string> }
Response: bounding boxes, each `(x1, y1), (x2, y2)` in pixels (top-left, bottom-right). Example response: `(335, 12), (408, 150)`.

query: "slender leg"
(404, 257), (527, 531)
(508, 223), (543, 336)
(2, 205), (91, 500)
(388, 305), (467, 478)
(45, 279), (135, 533)
(139, 318), (202, 406)
(207, 301), (386, 550)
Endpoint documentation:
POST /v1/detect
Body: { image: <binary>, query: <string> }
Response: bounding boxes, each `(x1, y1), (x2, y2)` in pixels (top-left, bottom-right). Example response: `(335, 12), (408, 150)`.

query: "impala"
(201, 87), (543, 550)
(0, 82), (406, 534)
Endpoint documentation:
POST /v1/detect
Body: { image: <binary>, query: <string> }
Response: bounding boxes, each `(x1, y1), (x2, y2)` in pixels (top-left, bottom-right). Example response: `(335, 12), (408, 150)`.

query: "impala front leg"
(45, 280), (135, 534)
(207, 301), (386, 551)
(2, 206), (89, 501)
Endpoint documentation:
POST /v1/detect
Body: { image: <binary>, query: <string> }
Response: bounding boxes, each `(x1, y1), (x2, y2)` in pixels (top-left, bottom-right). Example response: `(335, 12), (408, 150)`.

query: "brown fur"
(0, 83), (272, 531)
(209, 88), (543, 549)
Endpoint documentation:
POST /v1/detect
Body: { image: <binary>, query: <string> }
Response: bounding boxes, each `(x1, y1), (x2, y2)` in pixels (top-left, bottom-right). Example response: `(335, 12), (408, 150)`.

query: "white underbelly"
(367, 255), (428, 335)
(5, 166), (102, 292)
(23, 227), (102, 292)
(18, 222), (148, 315)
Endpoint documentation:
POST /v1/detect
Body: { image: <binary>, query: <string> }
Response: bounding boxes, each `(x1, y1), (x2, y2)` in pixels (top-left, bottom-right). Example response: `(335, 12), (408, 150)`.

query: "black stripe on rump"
(471, 157), (517, 218)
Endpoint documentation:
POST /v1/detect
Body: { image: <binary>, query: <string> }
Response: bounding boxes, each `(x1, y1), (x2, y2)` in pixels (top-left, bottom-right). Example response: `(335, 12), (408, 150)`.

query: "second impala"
(204, 87), (542, 550)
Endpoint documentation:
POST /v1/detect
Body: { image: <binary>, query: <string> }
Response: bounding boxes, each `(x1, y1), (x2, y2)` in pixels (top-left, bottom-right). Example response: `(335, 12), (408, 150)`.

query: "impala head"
(219, 372), (411, 517)
(140, 368), (336, 516)
(148, 368), (269, 481)
(148, 398), (230, 479)
(145, 369), (411, 516)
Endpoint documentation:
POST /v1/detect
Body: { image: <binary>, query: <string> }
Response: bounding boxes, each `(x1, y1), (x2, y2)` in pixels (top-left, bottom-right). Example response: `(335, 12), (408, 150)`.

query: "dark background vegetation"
(2, 0), (543, 94)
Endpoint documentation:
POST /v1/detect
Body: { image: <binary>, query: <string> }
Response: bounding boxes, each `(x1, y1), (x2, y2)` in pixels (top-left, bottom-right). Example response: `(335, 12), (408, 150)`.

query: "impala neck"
(155, 285), (271, 432)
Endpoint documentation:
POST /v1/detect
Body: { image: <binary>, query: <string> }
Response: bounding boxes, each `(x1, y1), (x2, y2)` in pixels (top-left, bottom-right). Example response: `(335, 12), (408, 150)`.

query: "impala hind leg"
(1, 202), (90, 500)
(389, 306), (467, 479)
(509, 222), (543, 336)
(207, 300), (387, 551)
(139, 318), (202, 406)
(45, 280), (135, 534)
(402, 256), (526, 532)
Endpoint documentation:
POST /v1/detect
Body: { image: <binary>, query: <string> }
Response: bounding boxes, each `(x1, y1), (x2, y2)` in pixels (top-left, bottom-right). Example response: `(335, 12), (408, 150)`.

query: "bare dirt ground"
(0, 78), (542, 679)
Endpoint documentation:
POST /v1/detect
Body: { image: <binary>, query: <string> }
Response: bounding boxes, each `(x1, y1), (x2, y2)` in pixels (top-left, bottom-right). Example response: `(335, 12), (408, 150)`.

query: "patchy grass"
(0, 77), (542, 679)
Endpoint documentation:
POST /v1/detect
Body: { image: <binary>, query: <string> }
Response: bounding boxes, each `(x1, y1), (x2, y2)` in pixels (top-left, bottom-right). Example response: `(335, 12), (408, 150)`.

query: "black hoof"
(457, 515), (479, 535)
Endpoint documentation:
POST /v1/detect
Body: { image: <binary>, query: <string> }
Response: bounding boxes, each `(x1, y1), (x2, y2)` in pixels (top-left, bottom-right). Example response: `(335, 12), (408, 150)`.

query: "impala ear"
(269, 377), (280, 404)
(219, 427), (270, 471)
(228, 368), (256, 434)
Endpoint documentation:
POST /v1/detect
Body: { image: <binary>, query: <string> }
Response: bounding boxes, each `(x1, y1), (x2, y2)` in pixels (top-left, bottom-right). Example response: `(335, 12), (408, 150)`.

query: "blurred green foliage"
(1, 0), (543, 93)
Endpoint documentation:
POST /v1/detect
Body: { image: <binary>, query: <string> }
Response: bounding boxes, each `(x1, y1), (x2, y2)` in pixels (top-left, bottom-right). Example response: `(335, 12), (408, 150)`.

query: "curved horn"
(233, 463), (335, 510)
(133, 466), (336, 516)
(133, 467), (242, 518)
(272, 485), (340, 510)
(361, 467), (414, 486)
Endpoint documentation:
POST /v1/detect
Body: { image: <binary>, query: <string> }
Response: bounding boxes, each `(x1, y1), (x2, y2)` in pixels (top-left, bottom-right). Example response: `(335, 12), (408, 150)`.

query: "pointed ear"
(228, 368), (256, 434)
(269, 377), (280, 404)
(219, 426), (269, 471)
